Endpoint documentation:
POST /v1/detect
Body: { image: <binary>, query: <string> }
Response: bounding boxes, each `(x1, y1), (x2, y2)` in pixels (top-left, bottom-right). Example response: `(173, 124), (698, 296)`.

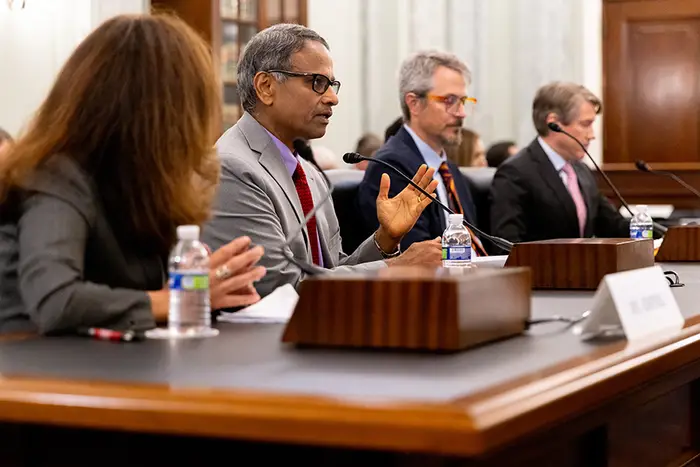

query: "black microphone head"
(635, 160), (651, 172)
(547, 122), (562, 133)
(293, 138), (314, 162)
(343, 152), (363, 164)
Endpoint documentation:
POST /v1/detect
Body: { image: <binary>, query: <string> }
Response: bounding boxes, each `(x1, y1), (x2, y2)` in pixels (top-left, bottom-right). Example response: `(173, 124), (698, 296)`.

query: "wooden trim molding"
(2, 317), (700, 456)
(595, 165), (700, 209)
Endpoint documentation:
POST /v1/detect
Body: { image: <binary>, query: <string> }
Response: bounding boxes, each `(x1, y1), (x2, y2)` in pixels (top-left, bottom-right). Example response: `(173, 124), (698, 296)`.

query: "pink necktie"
(562, 163), (587, 237)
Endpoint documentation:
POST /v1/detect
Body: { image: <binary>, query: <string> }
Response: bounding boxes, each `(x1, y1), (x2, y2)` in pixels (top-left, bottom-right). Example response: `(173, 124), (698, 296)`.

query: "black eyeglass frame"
(265, 69), (341, 95)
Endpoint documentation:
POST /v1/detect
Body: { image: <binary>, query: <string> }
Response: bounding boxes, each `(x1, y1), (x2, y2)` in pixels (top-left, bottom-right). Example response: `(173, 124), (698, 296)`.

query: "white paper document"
(217, 284), (299, 324)
(471, 255), (508, 268)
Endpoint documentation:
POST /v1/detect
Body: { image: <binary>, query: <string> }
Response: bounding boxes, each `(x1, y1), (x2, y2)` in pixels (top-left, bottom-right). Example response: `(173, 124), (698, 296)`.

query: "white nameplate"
(577, 266), (684, 341)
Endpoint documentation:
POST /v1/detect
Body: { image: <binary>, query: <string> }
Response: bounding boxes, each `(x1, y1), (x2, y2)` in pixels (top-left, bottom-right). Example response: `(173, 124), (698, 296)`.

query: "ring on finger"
(215, 265), (231, 280)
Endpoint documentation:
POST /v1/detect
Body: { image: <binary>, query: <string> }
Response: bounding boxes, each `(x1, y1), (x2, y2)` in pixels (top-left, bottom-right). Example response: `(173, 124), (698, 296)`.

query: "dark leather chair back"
(459, 167), (496, 237)
(326, 169), (370, 255)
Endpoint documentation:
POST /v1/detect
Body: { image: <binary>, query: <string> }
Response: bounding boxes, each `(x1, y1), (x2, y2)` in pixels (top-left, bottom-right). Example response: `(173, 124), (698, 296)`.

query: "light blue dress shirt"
(402, 124), (450, 225)
(537, 136), (569, 187)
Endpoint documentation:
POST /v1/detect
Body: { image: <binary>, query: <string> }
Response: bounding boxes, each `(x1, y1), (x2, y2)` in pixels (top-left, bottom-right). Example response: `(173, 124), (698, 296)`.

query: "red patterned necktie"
(438, 162), (488, 256)
(292, 162), (321, 265)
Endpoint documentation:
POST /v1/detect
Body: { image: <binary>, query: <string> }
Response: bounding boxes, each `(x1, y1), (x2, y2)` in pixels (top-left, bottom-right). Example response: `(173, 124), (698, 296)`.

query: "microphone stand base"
(505, 238), (654, 290)
(282, 266), (530, 353)
(655, 225), (700, 262)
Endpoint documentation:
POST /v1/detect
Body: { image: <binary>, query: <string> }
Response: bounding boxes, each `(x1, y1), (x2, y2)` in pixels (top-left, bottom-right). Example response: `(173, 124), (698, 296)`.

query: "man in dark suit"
(490, 82), (629, 244)
(357, 51), (487, 254)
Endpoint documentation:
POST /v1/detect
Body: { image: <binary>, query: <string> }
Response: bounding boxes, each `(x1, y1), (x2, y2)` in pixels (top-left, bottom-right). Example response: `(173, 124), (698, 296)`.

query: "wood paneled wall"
(604, 0), (700, 165)
(602, 0), (700, 207)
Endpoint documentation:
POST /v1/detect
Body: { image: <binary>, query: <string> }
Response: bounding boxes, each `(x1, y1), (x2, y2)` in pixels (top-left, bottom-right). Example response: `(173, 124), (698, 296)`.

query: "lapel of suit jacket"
(238, 113), (305, 227)
(529, 139), (579, 228)
(302, 158), (333, 264)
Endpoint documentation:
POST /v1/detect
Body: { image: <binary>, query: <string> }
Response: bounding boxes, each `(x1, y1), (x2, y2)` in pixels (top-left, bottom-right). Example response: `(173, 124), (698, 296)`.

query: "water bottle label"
(630, 226), (653, 239)
(169, 272), (209, 291)
(442, 246), (471, 261)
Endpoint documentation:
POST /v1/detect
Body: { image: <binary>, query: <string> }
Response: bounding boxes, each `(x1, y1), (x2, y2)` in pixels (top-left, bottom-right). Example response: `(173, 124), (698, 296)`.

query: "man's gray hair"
(398, 50), (471, 121)
(237, 23), (329, 114)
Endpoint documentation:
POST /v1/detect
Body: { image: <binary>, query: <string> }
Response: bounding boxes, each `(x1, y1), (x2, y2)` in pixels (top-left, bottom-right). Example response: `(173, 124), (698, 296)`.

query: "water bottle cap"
(448, 213), (464, 225)
(177, 225), (200, 241)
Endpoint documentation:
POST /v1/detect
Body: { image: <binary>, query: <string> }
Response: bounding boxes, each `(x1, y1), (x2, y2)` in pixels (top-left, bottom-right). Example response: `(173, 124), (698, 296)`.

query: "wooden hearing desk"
(2, 264), (700, 467)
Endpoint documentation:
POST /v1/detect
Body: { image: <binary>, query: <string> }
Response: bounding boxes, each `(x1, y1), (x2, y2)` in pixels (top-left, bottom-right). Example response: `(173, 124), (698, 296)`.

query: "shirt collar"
(537, 136), (567, 172)
(264, 128), (298, 176)
(403, 124), (446, 170)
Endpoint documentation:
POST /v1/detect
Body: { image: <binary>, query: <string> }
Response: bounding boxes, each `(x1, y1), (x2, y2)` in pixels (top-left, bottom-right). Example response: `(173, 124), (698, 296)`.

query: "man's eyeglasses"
(422, 94), (477, 113)
(265, 70), (341, 95)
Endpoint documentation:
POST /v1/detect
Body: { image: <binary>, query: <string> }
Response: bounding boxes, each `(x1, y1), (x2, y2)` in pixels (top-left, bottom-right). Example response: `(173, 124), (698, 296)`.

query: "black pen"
(76, 327), (144, 342)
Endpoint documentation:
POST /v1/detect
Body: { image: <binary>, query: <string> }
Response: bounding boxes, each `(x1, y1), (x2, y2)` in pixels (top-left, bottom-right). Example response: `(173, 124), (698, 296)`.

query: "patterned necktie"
(292, 162), (321, 265)
(438, 162), (487, 256)
(561, 163), (587, 237)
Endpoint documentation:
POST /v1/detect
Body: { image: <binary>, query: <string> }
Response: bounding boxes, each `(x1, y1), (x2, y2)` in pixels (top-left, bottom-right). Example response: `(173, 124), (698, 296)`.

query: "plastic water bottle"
(166, 225), (218, 338)
(630, 205), (654, 240)
(442, 214), (472, 268)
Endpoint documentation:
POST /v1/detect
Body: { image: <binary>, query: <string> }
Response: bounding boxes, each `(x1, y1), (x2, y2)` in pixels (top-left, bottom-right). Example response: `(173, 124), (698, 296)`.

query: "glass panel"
(266, 0), (281, 24)
(223, 85), (241, 128)
(240, 0), (257, 22)
(283, 0), (298, 22)
(220, 23), (239, 83)
(223, 104), (241, 130)
(220, 0), (238, 19)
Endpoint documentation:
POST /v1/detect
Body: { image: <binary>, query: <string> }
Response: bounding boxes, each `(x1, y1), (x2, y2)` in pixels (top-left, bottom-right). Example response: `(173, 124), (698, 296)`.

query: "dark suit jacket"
(489, 138), (629, 243)
(0, 155), (161, 335)
(357, 126), (478, 251)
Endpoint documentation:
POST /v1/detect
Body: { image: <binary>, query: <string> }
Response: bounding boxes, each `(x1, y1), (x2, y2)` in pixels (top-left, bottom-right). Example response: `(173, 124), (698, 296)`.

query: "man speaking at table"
(202, 24), (442, 299)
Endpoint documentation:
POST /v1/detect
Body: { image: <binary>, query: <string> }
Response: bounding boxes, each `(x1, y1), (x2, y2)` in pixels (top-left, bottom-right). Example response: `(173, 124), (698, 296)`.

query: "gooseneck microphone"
(547, 122), (633, 216)
(546, 122), (668, 235)
(343, 152), (514, 252)
(294, 138), (332, 187)
(635, 160), (700, 199)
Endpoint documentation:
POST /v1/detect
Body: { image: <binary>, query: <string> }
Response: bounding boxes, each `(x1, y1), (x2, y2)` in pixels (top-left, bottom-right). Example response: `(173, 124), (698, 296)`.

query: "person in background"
(310, 144), (340, 170)
(489, 81), (628, 244)
(0, 128), (13, 155)
(384, 117), (403, 142)
(203, 24), (442, 300)
(446, 128), (486, 167)
(486, 140), (517, 168)
(353, 132), (382, 170)
(357, 50), (487, 255)
(0, 14), (266, 335)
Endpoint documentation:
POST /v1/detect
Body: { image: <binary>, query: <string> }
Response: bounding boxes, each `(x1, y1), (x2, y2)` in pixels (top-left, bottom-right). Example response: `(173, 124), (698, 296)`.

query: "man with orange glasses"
(357, 50), (486, 254)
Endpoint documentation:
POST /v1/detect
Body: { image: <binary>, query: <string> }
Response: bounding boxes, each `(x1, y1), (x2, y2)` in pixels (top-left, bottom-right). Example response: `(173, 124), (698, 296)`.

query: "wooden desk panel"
(596, 163), (700, 209)
(2, 281), (700, 465)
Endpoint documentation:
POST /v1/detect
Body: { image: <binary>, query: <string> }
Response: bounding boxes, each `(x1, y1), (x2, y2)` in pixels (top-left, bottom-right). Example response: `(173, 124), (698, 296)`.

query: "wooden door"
(604, 0), (700, 165)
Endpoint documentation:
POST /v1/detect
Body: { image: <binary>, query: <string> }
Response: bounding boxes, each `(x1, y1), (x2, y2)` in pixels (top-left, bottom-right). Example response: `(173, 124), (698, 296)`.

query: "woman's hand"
(209, 236), (266, 310)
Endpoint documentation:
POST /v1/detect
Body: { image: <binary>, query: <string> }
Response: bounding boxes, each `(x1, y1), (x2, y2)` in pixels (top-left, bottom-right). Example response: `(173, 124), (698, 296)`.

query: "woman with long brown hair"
(446, 128), (487, 167)
(0, 14), (265, 335)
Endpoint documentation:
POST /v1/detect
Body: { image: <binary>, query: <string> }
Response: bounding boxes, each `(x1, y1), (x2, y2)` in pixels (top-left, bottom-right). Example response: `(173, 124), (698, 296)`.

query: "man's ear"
(254, 72), (275, 106)
(404, 92), (424, 119)
(545, 112), (559, 125)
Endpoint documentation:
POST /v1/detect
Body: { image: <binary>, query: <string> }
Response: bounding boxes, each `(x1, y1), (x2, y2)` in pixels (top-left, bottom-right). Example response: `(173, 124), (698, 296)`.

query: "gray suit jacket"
(202, 113), (386, 299)
(0, 156), (161, 335)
